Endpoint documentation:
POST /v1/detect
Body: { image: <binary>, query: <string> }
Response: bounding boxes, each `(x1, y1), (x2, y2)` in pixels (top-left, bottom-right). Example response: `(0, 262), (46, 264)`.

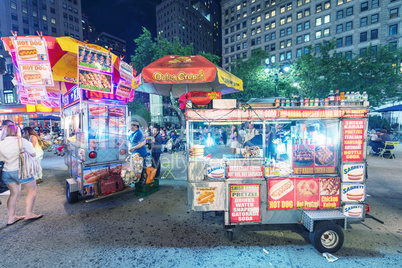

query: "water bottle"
(362, 91), (368, 107)
(345, 92), (350, 105)
(350, 91), (355, 106)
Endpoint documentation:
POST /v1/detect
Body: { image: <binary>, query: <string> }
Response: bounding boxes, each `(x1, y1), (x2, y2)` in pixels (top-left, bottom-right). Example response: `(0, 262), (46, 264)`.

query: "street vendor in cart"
(128, 121), (147, 157)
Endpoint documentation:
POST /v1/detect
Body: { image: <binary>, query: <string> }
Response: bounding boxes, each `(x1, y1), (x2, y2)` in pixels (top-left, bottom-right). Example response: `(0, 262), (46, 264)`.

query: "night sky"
(82, 0), (161, 56)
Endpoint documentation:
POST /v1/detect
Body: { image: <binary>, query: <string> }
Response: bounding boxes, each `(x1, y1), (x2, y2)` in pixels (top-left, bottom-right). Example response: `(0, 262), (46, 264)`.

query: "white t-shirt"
(0, 136), (36, 172)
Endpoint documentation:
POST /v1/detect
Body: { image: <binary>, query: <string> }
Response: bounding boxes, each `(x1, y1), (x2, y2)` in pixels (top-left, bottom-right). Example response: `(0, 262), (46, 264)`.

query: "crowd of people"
(369, 128), (394, 155)
(0, 120), (43, 226)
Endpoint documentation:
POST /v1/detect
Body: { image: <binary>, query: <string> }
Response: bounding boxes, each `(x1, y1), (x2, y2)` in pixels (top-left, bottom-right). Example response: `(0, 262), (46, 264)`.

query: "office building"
(94, 32), (127, 58)
(0, 0), (83, 107)
(82, 13), (97, 43)
(221, 0), (402, 70)
(156, 0), (221, 56)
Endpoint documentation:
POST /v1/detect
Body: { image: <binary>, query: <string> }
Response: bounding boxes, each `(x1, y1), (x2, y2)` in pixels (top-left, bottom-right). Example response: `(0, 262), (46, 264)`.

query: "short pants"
(2, 170), (34, 185)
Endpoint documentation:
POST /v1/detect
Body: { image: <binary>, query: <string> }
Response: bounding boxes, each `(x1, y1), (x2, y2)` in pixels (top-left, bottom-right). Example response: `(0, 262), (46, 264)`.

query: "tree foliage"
(128, 96), (151, 123)
(294, 40), (402, 107)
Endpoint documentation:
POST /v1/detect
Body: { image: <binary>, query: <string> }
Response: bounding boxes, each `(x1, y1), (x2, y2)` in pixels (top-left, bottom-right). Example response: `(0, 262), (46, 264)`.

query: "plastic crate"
(135, 179), (159, 196)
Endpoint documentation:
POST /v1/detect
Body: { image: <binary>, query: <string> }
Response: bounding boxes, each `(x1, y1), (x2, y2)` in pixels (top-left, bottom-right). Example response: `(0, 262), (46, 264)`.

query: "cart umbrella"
(133, 55), (243, 98)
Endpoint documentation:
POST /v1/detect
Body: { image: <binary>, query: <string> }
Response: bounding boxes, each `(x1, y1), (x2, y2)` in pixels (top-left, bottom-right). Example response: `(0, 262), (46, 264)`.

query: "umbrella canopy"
(133, 55), (243, 98)
(32, 115), (61, 120)
(373, 104), (402, 113)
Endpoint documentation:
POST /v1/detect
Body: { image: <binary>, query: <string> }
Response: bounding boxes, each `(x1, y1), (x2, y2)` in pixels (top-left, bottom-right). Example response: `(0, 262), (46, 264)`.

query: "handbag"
(41, 139), (52, 150)
(18, 138), (42, 180)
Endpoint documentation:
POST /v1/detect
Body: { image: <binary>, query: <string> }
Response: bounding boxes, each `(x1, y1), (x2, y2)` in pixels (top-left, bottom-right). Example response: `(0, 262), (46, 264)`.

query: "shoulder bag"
(18, 138), (42, 180)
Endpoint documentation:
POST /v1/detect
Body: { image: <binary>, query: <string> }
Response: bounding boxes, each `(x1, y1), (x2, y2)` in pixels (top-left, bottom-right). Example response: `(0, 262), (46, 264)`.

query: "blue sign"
(63, 86), (80, 108)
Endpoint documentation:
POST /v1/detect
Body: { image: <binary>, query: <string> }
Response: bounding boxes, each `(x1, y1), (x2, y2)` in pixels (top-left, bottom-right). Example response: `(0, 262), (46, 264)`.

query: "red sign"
(230, 184), (260, 223)
(186, 109), (278, 120)
(342, 119), (364, 161)
(293, 145), (336, 175)
(268, 178), (295, 210)
(279, 108), (368, 119)
(268, 177), (340, 210)
(227, 166), (264, 178)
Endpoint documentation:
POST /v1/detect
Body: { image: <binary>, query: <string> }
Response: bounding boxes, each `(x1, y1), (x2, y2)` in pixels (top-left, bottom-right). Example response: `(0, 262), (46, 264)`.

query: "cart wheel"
(227, 230), (234, 241)
(309, 221), (344, 253)
(66, 182), (78, 204)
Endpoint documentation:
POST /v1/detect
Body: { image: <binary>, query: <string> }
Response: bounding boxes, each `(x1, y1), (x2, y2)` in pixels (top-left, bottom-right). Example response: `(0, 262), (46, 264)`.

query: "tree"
(294, 40), (402, 106)
(128, 96), (151, 124)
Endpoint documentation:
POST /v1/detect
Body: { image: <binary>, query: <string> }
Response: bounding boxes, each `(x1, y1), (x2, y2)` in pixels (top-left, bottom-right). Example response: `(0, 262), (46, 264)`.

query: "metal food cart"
(186, 103), (369, 253)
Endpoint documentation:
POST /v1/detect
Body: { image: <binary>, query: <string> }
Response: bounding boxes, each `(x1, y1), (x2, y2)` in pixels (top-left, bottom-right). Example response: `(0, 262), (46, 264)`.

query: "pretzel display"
(297, 179), (318, 197)
(242, 146), (260, 157)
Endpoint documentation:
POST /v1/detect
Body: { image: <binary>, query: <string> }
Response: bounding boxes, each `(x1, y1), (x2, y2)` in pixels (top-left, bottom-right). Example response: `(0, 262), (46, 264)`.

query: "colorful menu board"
(78, 69), (112, 94)
(268, 177), (340, 210)
(293, 145), (336, 174)
(12, 38), (49, 62)
(193, 184), (225, 209)
(227, 166), (264, 178)
(230, 184), (261, 223)
(116, 80), (131, 99)
(342, 119), (365, 161)
(119, 61), (134, 83)
(19, 63), (54, 86)
(78, 46), (112, 72)
(26, 86), (47, 100)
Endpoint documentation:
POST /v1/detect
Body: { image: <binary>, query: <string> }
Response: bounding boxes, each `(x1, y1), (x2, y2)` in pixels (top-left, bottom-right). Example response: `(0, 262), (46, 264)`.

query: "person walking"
(22, 127), (44, 184)
(151, 126), (163, 177)
(0, 125), (42, 225)
(0, 120), (14, 196)
(230, 125), (239, 154)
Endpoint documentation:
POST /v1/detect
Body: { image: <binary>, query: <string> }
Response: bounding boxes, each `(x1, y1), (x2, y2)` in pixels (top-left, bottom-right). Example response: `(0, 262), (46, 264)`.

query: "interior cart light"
(120, 149), (127, 155)
(89, 151), (97, 158)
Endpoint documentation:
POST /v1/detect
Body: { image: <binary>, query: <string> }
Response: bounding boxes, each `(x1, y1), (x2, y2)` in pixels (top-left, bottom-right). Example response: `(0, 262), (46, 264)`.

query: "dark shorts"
(2, 170), (34, 185)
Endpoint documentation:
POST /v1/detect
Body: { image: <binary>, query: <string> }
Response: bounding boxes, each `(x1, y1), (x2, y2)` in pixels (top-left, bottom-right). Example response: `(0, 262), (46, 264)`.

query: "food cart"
(186, 103), (369, 253)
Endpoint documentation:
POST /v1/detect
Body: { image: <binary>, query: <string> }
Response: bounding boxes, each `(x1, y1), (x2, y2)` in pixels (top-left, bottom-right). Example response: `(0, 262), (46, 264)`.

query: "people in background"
(151, 126), (163, 178)
(371, 129), (393, 155)
(230, 125), (239, 154)
(22, 127), (44, 184)
(244, 123), (256, 143)
(128, 121), (147, 157)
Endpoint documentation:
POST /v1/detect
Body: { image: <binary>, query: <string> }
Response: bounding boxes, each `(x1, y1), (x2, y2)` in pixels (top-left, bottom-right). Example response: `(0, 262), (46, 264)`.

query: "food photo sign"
(78, 46), (112, 73)
(19, 63), (54, 86)
(12, 38), (49, 62)
(342, 163), (365, 182)
(292, 144), (336, 174)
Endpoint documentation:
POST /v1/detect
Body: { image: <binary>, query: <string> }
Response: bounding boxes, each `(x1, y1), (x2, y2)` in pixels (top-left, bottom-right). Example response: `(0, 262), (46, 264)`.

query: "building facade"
(82, 13), (97, 43)
(94, 32), (127, 58)
(156, 0), (221, 56)
(0, 0), (83, 106)
(221, 0), (402, 70)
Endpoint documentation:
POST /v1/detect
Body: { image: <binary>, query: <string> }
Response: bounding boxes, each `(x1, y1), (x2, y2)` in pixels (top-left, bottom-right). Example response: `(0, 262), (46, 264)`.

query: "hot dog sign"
(19, 64), (54, 86)
(12, 38), (49, 62)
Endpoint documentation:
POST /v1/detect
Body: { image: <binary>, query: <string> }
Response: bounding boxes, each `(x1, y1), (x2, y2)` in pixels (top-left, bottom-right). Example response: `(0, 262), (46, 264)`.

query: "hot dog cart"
(186, 103), (369, 253)
(63, 87), (134, 203)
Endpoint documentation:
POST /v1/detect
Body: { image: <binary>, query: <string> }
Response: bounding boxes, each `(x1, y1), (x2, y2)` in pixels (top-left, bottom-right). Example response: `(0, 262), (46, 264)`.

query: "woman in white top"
(0, 125), (42, 225)
(22, 127), (44, 183)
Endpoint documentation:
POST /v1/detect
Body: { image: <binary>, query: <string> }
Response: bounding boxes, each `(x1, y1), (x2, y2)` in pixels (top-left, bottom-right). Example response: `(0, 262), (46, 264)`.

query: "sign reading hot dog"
(19, 63), (54, 86)
(268, 178), (295, 210)
(12, 38), (49, 62)
(230, 184), (260, 223)
(342, 119), (365, 161)
(227, 166), (264, 178)
(343, 204), (364, 218)
(116, 80), (131, 99)
(25, 86), (47, 100)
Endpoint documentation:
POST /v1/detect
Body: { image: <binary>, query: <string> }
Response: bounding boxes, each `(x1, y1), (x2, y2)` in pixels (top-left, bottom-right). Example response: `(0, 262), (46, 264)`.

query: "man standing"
(245, 123), (256, 143)
(151, 127), (163, 177)
(128, 121), (147, 157)
(0, 120), (14, 196)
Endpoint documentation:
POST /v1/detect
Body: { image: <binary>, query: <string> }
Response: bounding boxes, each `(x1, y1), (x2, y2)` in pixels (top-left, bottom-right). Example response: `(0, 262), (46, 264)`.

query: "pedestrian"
(128, 121), (147, 157)
(0, 120), (14, 196)
(230, 125), (239, 154)
(245, 123), (256, 143)
(151, 126), (163, 177)
(22, 127), (44, 184)
(0, 124), (42, 225)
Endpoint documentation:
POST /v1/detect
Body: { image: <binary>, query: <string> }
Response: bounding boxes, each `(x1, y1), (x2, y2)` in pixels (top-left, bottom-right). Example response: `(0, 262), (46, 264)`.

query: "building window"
(236, 34), (241, 41)
(12, 24), (19, 31)
(305, 8), (310, 16)
(360, 48), (367, 54)
(345, 51), (352, 60)
(23, 28), (29, 34)
(336, 24), (343, 33)
(286, 39), (291, 47)
(224, 38), (228, 44)
(270, 55), (275, 63)
(361, 2), (368, 12)
(242, 42), (247, 49)
(296, 48), (304, 58)
(372, 0), (379, 8)
(389, 41), (397, 49)
(297, 0), (303, 7)
(63, 3), (67, 9)
(371, 14), (379, 23)
(280, 41), (285, 49)
(280, 53), (285, 61)
(43, 24), (48, 31)
(304, 21), (310, 29)
(324, 14), (330, 23)
(297, 23), (302, 32)
(271, 10), (276, 17)
(316, 30), (322, 39)
(22, 6), (28, 13)
(265, 34), (270, 42)
(265, 23), (270, 30)
(287, 3), (292, 11)
(251, 39), (256, 46)
(390, 8), (398, 19)
(74, 8), (78, 14)
(337, 10), (343, 19)
(63, 12), (68, 19)
(271, 32), (276, 39)
(10, 1), (17, 9)
(360, 17), (368, 27)
(316, 4), (322, 13)
(280, 17), (285, 25)
(271, 44), (276, 51)
(286, 51), (292, 59)
(345, 35), (352, 46)
(257, 37), (261, 44)
(243, 32), (247, 38)
(337, 0), (344, 4)
(360, 32), (367, 42)
(389, 24), (398, 35)
(271, 21), (276, 28)
(51, 18), (56, 24)
(304, 47), (310, 55)
(297, 11), (302, 19)
(324, 1), (331, 9)
(346, 21), (353, 31)
(64, 22), (68, 28)
(287, 15), (292, 23)
(371, 29), (378, 39)
(33, 10), (38, 17)
(296, 36), (302, 44)
(287, 27), (292, 35)
(280, 5), (285, 13)
(304, 34), (310, 42)
(51, 7), (55, 13)
(225, 28), (228, 35)
(346, 7), (353, 16)
(324, 28), (330, 36)
(23, 17), (28, 24)
(11, 13), (18, 20)
(280, 29), (285, 37)
(336, 38), (343, 47)
(242, 21), (247, 28)
(257, 26), (261, 34)
(225, 48), (229, 54)
(265, 45), (270, 52)
(316, 17), (322, 26)
(251, 29), (255, 36)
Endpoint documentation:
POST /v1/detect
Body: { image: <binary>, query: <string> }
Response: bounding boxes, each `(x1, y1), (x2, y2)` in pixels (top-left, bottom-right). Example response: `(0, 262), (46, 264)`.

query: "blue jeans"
(2, 170), (34, 185)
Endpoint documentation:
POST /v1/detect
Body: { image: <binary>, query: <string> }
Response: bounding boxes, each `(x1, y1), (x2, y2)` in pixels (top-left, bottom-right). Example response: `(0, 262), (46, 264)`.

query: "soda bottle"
(350, 91), (355, 106)
(335, 90), (340, 105)
(328, 90), (335, 106)
(362, 91), (368, 106)
(345, 92), (350, 105)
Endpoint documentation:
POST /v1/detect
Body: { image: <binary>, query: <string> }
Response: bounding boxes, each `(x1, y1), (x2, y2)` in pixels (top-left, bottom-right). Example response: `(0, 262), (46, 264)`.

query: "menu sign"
(119, 61), (134, 82)
(342, 119), (365, 161)
(12, 38), (49, 62)
(342, 163), (365, 182)
(41, 99), (60, 108)
(293, 145), (336, 175)
(227, 166), (264, 178)
(230, 184), (260, 223)
(25, 86), (47, 100)
(19, 63), (53, 86)
(341, 183), (365, 202)
(78, 69), (112, 94)
(78, 46), (112, 73)
(116, 80), (131, 99)
(268, 177), (340, 210)
(279, 109), (368, 119)
(20, 95), (37, 105)
(343, 204), (364, 218)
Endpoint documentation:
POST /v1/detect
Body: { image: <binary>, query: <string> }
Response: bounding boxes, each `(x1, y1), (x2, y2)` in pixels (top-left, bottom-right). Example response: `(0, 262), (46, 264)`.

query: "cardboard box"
(212, 99), (237, 109)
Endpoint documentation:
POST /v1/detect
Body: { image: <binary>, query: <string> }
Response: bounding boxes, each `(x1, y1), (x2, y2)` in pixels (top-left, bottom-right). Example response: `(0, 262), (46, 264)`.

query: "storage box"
(212, 99), (237, 109)
(135, 179), (159, 196)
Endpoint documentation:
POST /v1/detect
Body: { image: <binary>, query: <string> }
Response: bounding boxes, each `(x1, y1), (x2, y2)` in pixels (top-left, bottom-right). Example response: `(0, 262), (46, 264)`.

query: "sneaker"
(0, 190), (10, 196)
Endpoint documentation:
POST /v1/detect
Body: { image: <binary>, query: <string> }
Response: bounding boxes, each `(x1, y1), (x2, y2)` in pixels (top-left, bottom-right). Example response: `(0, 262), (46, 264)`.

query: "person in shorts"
(0, 125), (42, 225)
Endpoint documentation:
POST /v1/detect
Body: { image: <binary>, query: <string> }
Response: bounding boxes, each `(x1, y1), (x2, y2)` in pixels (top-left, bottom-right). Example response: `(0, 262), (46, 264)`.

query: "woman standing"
(230, 125), (239, 154)
(0, 125), (42, 224)
(22, 127), (44, 184)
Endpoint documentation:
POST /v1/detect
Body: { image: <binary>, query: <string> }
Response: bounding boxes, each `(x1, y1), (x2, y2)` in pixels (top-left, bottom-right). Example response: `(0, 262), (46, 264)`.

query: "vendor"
(128, 121), (147, 157)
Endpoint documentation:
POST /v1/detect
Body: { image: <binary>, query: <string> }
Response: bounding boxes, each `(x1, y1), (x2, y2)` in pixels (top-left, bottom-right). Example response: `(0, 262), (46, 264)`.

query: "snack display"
(189, 145), (204, 158)
(269, 179), (294, 200)
(242, 146), (260, 157)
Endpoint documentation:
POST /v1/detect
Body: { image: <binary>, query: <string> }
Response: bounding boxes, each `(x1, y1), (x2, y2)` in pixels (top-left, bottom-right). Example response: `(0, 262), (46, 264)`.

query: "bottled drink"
(335, 90), (340, 105)
(355, 91), (361, 105)
(340, 92), (345, 106)
(362, 91), (369, 107)
(328, 90), (335, 106)
(350, 91), (355, 106)
(345, 92), (350, 105)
